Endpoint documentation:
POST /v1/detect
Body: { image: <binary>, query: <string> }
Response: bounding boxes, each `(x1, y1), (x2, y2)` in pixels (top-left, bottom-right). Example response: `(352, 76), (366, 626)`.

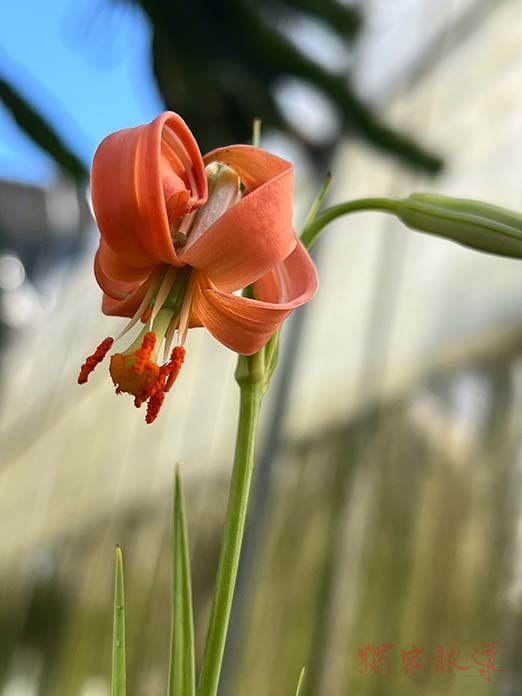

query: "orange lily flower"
(78, 112), (318, 422)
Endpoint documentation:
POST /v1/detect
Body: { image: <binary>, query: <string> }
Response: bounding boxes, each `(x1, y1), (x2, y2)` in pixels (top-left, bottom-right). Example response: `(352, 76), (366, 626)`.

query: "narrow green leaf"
(302, 172), (333, 232)
(295, 667), (306, 696)
(112, 546), (126, 696)
(168, 468), (196, 696)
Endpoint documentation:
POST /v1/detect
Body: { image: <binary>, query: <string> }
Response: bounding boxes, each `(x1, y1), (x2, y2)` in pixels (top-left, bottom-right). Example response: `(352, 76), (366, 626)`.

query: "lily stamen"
(146, 391), (165, 424)
(163, 313), (179, 363)
(80, 268), (193, 423)
(77, 337), (114, 384)
(133, 344), (186, 422)
(115, 269), (162, 341)
(132, 332), (156, 375)
(163, 346), (185, 392)
(177, 272), (197, 347)
(148, 266), (178, 327)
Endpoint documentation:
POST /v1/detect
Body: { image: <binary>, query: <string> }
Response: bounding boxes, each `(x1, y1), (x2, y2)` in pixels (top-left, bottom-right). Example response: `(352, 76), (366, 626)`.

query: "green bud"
(396, 193), (522, 259)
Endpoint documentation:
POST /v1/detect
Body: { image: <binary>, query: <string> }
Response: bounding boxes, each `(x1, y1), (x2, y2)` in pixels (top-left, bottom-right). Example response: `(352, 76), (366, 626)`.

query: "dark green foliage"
(139, 0), (443, 172)
(0, 2), (442, 179)
(0, 74), (87, 181)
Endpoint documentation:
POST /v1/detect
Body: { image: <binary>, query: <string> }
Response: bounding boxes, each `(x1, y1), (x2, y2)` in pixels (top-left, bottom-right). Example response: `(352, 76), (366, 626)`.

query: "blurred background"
(0, 0), (522, 694)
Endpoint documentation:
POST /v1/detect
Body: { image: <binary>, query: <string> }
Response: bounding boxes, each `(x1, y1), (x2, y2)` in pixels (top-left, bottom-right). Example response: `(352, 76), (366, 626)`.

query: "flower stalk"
(197, 356), (264, 696)
(300, 191), (522, 258)
(300, 196), (399, 250)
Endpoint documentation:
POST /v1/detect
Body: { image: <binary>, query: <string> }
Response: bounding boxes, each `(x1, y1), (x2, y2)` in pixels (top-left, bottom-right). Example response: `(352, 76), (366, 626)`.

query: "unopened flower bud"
(396, 193), (522, 258)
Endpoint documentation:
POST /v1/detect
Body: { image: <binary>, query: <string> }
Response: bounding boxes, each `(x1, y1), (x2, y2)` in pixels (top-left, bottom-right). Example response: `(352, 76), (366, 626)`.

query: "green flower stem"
(300, 196), (399, 250)
(197, 117), (266, 695)
(197, 355), (264, 696)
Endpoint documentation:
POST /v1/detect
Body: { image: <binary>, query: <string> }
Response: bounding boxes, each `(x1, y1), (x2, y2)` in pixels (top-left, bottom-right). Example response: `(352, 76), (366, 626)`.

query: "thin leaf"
(302, 172), (333, 231)
(168, 468), (196, 696)
(295, 667), (306, 696)
(112, 546), (126, 696)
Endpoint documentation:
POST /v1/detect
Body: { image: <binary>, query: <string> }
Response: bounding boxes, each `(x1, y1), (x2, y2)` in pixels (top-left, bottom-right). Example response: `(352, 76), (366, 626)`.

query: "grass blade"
(302, 172), (333, 232)
(168, 468), (196, 696)
(295, 667), (306, 696)
(112, 546), (126, 696)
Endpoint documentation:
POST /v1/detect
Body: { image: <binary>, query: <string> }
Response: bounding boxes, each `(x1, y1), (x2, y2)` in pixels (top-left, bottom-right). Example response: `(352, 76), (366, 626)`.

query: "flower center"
(109, 331), (160, 398)
(183, 164), (241, 246)
(78, 266), (193, 423)
(108, 327), (186, 423)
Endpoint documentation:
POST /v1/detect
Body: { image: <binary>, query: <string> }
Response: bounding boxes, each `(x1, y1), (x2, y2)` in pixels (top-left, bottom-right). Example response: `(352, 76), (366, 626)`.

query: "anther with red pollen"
(145, 345), (185, 423)
(78, 263), (194, 423)
(78, 328), (186, 424)
(77, 337), (114, 384)
(133, 345), (186, 423)
(146, 391), (165, 424)
(132, 331), (156, 374)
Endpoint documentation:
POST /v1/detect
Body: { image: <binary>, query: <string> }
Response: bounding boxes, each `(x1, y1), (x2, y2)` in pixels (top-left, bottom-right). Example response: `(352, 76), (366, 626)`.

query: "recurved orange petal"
(91, 111), (207, 282)
(191, 241), (318, 354)
(179, 145), (296, 291)
(101, 278), (153, 318)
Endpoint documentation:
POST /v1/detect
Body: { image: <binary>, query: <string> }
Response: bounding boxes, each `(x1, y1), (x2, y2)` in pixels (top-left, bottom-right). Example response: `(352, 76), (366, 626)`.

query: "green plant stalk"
(197, 118), (268, 696)
(197, 355), (264, 696)
(301, 192), (522, 257)
(300, 197), (399, 250)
